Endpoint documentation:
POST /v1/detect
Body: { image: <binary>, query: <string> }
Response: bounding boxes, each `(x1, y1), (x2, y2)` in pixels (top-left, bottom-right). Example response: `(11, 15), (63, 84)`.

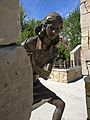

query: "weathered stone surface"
(80, 2), (88, 14)
(81, 27), (90, 37)
(81, 36), (89, 49)
(80, 0), (90, 14)
(80, 0), (90, 75)
(86, 0), (90, 12)
(50, 66), (82, 83)
(80, 0), (86, 3)
(81, 0), (90, 118)
(70, 45), (81, 66)
(81, 50), (90, 75)
(0, 0), (20, 45)
(80, 12), (90, 28)
(0, 45), (33, 120)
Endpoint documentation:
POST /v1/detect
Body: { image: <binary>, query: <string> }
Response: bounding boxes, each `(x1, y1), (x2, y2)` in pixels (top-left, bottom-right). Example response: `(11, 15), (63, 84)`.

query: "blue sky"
(20, 0), (80, 20)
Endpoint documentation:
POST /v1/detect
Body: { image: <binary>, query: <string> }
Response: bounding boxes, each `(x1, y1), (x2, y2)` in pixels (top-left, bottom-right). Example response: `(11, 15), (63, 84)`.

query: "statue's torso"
(23, 36), (57, 67)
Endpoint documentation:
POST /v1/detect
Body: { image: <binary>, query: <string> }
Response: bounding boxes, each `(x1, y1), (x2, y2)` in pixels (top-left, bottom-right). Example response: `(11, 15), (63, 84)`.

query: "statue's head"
(35, 12), (63, 40)
(43, 12), (63, 40)
(43, 12), (63, 27)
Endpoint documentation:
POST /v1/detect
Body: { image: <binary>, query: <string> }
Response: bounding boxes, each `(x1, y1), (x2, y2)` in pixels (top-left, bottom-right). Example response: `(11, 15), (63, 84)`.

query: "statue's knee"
(58, 99), (65, 109)
(62, 101), (65, 109)
(52, 98), (65, 109)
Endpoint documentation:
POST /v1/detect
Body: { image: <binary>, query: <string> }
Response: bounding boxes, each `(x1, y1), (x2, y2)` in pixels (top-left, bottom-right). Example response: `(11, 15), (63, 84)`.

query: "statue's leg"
(48, 97), (65, 120)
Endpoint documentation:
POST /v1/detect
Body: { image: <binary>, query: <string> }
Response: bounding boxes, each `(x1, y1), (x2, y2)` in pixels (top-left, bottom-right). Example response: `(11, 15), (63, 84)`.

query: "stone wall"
(0, 1), (33, 120)
(0, 45), (33, 120)
(70, 45), (81, 66)
(80, 0), (90, 119)
(0, 0), (20, 45)
(80, 0), (90, 75)
(50, 66), (82, 83)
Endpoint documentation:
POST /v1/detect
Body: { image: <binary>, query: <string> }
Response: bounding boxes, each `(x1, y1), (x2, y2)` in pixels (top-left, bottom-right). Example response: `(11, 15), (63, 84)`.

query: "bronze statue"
(22, 12), (65, 120)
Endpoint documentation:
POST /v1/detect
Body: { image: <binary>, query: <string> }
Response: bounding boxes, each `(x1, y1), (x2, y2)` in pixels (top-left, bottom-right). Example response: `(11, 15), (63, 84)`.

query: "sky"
(20, 0), (80, 20)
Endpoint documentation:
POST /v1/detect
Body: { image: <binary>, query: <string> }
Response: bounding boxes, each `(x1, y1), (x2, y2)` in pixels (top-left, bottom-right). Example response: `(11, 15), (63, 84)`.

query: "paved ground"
(30, 77), (87, 120)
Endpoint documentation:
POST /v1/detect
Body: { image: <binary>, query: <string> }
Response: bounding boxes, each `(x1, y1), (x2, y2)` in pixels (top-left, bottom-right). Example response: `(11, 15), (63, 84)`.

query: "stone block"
(80, 0), (86, 3)
(50, 66), (82, 83)
(0, 45), (33, 120)
(50, 71), (60, 82)
(81, 12), (90, 28)
(59, 71), (67, 83)
(67, 67), (82, 82)
(0, 0), (20, 45)
(82, 36), (89, 49)
(70, 45), (81, 66)
(81, 27), (89, 37)
(86, 0), (90, 12)
(80, 2), (88, 15)
(81, 61), (88, 75)
(81, 50), (90, 75)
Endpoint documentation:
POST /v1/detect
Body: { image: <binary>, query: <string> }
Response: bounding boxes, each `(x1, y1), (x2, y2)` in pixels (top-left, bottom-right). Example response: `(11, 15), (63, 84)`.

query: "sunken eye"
(51, 26), (60, 32)
(47, 24), (60, 32)
(50, 26), (55, 31)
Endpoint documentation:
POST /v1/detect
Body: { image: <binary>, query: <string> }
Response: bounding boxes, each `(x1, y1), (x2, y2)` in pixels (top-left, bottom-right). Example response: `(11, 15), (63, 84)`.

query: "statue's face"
(46, 21), (62, 40)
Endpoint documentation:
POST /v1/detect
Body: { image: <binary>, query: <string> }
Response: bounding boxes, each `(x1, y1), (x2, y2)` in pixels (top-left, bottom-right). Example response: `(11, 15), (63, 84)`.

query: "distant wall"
(50, 66), (82, 83)
(70, 45), (81, 66)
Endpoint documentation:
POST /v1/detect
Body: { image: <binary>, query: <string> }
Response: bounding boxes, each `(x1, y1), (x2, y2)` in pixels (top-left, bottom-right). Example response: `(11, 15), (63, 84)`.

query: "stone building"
(80, 0), (90, 119)
(70, 44), (81, 66)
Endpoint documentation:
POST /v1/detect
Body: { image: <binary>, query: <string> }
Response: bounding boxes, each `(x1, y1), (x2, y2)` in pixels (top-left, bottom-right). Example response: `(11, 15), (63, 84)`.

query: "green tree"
(56, 7), (81, 63)
(21, 19), (41, 42)
(60, 7), (81, 50)
(20, 6), (41, 43)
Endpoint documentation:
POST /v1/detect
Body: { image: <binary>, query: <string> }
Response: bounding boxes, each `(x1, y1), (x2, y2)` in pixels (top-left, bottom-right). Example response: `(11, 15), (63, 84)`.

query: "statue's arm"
(46, 61), (54, 74)
(31, 54), (51, 80)
(22, 38), (49, 79)
(31, 54), (50, 80)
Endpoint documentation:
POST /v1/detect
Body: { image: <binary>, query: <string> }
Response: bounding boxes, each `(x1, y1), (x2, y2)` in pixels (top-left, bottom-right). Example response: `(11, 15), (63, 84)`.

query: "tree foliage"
(21, 19), (41, 42)
(56, 7), (81, 63)
(20, 6), (41, 43)
(60, 7), (81, 50)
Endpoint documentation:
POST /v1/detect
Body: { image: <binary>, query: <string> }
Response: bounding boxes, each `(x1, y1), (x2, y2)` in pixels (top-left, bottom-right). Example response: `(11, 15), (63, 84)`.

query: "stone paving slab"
(30, 77), (87, 120)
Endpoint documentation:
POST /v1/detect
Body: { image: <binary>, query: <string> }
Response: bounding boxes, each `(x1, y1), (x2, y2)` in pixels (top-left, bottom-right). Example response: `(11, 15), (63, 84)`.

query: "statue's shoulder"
(21, 36), (38, 52)
(26, 36), (38, 44)
(21, 36), (38, 46)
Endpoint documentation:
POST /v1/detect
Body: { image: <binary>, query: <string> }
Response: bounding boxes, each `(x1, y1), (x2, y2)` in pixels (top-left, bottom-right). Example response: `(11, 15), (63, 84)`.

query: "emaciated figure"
(22, 12), (65, 120)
